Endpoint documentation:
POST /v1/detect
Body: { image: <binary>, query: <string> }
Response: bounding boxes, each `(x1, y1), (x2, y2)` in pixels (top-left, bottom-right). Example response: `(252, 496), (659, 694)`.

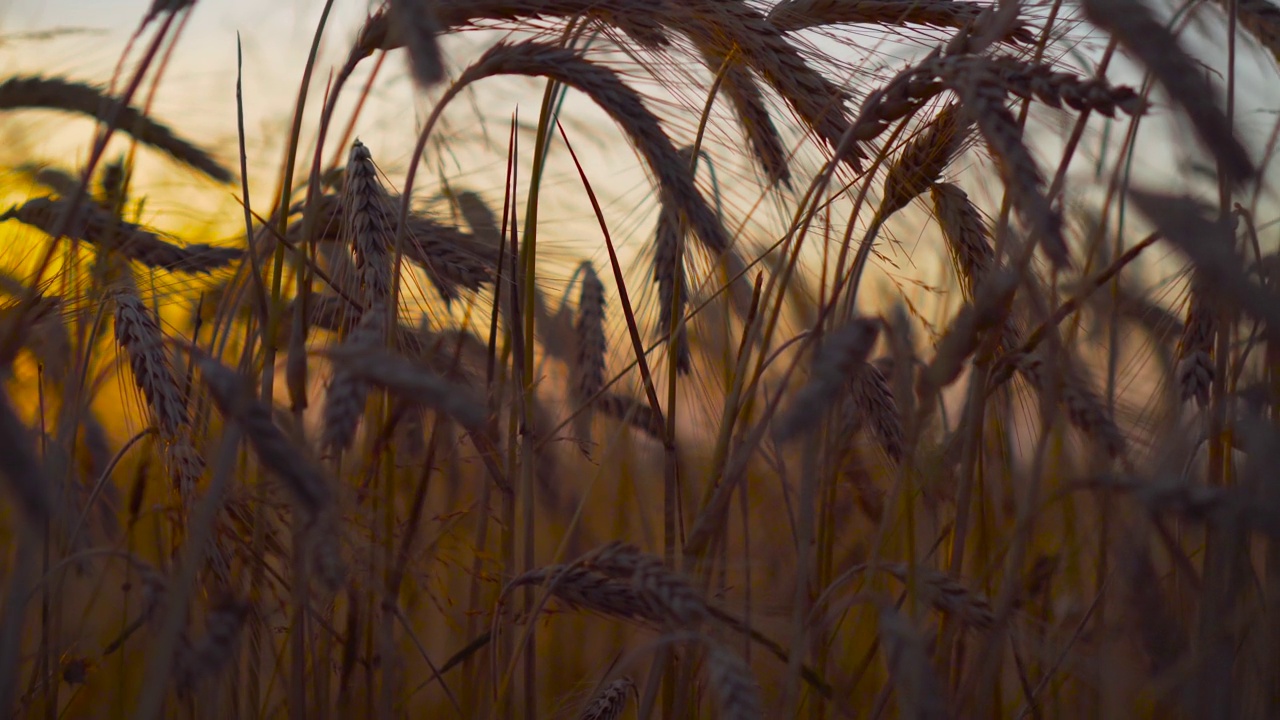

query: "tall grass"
(0, 0), (1278, 717)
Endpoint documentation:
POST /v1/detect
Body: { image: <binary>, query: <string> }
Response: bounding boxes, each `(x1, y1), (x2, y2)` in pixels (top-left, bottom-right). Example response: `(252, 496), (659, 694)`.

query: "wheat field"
(0, 0), (1277, 717)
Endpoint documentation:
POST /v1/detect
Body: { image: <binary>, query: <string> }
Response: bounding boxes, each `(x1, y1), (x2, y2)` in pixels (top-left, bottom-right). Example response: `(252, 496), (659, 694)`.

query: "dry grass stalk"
(776, 317), (881, 441)
(1082, 0), (1256, 184)
(578, 676), (635, 720)
(878, 606), (948, 720)
(880, 103), (971, 217)
(321, 303), (387, 454)
(390, 0), (446, 86)
(3, 197), (242, 274)
(768, 0), (1034, 43)
(938, 57), (1070, 267)
(342, 141), (395, 307)
(1176, 272), (1215, 408)
(653, 205), (692, 373)
(930, 182), (995, 300)
(848, 361), (905, 464)
(195, 353), (333, 516)
(595, 392), (666, 439)
(0, 76), (231, 182)
(111, 285), (188, 441)
(456, 41), (733, 258)
(706, 642), (763, 720)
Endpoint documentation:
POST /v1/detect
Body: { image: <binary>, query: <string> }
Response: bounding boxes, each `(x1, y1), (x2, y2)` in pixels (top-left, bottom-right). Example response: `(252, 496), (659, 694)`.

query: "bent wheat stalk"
(0, 76), (231, 182)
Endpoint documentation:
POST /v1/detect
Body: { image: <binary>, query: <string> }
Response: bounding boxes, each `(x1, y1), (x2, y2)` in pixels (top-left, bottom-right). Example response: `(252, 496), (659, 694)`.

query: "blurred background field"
(1, 1), (1280, 718)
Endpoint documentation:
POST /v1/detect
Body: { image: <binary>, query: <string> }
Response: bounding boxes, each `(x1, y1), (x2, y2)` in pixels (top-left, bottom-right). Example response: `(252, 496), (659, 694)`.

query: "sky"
(3, 0), (1280, 308)
(0, 0), (703, 266)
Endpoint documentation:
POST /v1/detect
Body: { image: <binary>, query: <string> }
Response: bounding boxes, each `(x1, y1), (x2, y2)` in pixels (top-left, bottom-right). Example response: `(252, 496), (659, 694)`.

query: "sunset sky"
(3, 1), (1280, 300)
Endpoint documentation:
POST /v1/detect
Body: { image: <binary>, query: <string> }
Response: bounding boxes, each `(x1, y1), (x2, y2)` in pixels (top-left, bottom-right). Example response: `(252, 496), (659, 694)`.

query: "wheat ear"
(456, 41), (732, 258)
(849, 361), (905, 464)
(880, 102), (971, 217)
(111, 285), (188, 440)
(1082, 0), (1256, 184)
(769, 0), (1034, 44)
(195, 353), (333, 516)
(653, 204), (692, 373)
(3, 197), (242, 274)
(777, 318), (882, 441)
(939, 57), (1069, 267)
(577, 676), (635, 720)
(0, 76), (229, 182)
(321, 303), (387, 453)
(342, 141), (396, 307)
(1176, 272), (1215, 408)
(390, 0), (446, 86)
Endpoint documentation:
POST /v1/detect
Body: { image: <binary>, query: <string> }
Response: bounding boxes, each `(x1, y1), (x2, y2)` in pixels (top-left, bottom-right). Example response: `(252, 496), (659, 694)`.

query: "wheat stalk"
(930, 182), (995, 301)
(574, 261), (607, 403)
(769, 0), (1033, 43)
(3, 196), (242, 274)
(455, 41), (733, 262)
(878, 606), (948, 720)
(195, 353), (333, 517)
(323, 343), (488, 431)
(1017, 353), (1128, 459)
(706, 642), (763, 720)
(321, 303), (387, 454)
(0, 76), (231, 182)
(987, 56), (1144, 117)
(1226, 0), (1280, 63)
(390, 0), (446, 86)
(0, 386), (49, 527)
(881, 563), (995, 630)
(176, 597), (250, 693)
(919, 269), (1017, 396)
(1082, 0), (1256, 184)
(698, 45), (791, 186)
(939, 56), (1070, 268)
(777, 318), (882, 441)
